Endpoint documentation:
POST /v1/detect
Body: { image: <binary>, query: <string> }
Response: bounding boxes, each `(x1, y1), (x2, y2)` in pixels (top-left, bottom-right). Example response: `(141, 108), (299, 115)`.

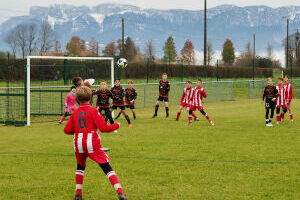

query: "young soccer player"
(189, 80), (214, 126)
(59, 86), (77, 124)
(93, 81), (114, 125)
(115, 80), (137, 120)
(261, 77), (278, 127)
(153, 73), (170, 118)
(276, 78), (288, 124)
(111, 79), (132, 127)
(283, 75), (294, 121)
(176, 81), (198, 121)
(64, 86), (128, 200)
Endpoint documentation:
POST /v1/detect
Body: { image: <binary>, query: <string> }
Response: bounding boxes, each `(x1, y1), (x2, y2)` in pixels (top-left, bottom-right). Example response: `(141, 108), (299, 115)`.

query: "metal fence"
(28, 81), (234, 116)
(248, 79), (300, 99)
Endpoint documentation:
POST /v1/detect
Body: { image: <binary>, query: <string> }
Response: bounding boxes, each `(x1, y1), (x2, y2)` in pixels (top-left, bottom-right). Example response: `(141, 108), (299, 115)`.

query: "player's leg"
(192, 111), (199, 121)
(59, 112), (69, 124)
(164, 101), (169, 118)
(188, 109), (193, 125)
(270, 107), (275, 125)
(287, 103), (293, 121)
(115, 110), (122, 120)
(265, 108), (270, 125)
(99, 163), (128, 200)
(153, 99), (161, 118)
(131, 106), (136, 119)
(121, 107), (132, 126)
(74, 154), (87, 200)
(280, 106), (288, 121)
(105, 108), (115, 125)
(276, 107), (281, 124)
(176, 105), (184, 121)
(200, 109), (214, 126)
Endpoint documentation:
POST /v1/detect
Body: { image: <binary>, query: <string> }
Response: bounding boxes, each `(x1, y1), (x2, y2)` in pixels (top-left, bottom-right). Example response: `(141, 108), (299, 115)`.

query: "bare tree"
(207, 42), (214, 65)
(266, 43), (273, 59)
(4, 29), (18, 57)
(88, 37), (98, 55)
(144, 39), (155, 62)
(39, 21), (56, 55)
(103, 41), (116, 56)
(14, 24), (29, 59)
(28, 23), (38, 56)
(54, 41), (61, 53)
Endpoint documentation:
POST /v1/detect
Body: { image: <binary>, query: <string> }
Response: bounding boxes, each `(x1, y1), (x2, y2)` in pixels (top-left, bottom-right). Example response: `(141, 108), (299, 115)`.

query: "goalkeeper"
(110, 79), (132, 127)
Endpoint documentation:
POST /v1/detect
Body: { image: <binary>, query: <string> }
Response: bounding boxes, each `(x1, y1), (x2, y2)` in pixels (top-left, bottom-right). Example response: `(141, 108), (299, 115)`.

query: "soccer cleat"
(266, 123), (273, 127)
(210, 121), (215, 126)
(152, 114), (157, 118)
(114, 130), (118, 133)
(74, 194), (82, 200)
(128, 124), (133, 127)
(276, 121), (280, 125)
(175, 118), (179, 121)
(118, 193), (128, 200)
(59, 121), (62, 124)
(194, 118), (199, 121)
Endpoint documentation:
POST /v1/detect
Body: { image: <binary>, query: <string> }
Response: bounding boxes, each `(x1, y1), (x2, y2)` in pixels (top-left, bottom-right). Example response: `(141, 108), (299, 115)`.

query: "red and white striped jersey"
(180, 87), (194, 104)
(191, 87), (207, 107)
(283, 82), (293, 100)
(276, 85), (287, 107)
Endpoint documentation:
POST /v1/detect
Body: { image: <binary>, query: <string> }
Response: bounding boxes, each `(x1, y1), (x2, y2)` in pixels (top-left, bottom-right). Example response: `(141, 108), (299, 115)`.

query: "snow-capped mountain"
(0, 3), (299, 57)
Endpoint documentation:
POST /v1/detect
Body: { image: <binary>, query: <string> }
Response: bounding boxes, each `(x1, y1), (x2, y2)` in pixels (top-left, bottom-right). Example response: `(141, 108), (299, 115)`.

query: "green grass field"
(0, 98), (299, 200)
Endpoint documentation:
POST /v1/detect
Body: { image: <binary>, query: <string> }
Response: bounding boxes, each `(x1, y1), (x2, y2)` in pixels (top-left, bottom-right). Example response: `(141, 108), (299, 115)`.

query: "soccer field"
(0, 99), (299, 200)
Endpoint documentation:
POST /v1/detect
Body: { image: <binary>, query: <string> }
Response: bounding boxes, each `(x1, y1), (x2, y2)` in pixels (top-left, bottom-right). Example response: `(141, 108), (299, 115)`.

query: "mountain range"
(0, 3), (299, 58)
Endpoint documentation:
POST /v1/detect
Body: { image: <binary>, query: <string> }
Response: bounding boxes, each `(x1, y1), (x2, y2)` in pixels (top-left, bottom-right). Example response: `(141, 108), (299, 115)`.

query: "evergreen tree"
(163, 35), (177, 64)
(222, 39), (235, 65)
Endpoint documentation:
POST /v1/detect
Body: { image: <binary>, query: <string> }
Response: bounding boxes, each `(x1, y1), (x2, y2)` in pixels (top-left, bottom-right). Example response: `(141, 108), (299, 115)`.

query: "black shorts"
(157, 96), (169, 102)
(111, 105), (125, 110)
(125, 105), (135, 109)
(265, 101), (275, 109)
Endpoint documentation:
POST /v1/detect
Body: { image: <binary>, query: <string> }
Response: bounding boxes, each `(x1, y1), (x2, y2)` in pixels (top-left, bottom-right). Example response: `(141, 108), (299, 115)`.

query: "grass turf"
(0, 99), (299, 200)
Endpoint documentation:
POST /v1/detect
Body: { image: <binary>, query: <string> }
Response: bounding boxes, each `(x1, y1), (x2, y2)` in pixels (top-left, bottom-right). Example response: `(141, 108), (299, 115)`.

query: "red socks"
(276, 114), (280, 122)
(107, 171), (124, 195)
(176, 111), (181, 120)
(205, 114), (211, 122)
(188, 115), (192, 125)
(75, 170), (84, 196)
(192, 112), (198, 119)
(60, 115), (66, 123)
(290, 114), (294, 121)
(280, 113), (285, 121)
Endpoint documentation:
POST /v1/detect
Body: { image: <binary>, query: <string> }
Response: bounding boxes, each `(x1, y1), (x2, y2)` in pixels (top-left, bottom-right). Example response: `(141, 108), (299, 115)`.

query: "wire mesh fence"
(0, 60), (26, 125)
(28, 81), (234, 116)
(248, 79), (300, 99)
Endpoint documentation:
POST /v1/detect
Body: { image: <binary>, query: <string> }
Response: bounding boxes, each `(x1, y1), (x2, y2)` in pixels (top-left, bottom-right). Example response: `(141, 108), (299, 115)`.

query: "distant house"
(38, 50), (98, 57)
(38, 52), (67, 56)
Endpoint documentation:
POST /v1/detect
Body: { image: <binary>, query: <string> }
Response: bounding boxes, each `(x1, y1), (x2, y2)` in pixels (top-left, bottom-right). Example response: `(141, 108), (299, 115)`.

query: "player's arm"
(133, 89), (137, 100)
(290, 85), (293, 100)
(64, 114), (75, 135)
(65, 94), (70, 108)
(94, 110), (120, 132)
(262, 87), (266, 101)
(180, 90), (185, 102)
(201, 88), (207, 98)
(166, 82), (170, 92)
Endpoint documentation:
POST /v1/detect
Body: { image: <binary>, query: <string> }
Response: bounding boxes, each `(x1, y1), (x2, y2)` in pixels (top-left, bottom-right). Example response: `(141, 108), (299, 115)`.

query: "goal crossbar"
(26, 56), (114, 126)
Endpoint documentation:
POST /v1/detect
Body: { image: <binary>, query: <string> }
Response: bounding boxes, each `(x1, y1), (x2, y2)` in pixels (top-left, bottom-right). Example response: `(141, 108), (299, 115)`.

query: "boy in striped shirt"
(283, 75), (294, 121)
(189, 80), (214, 126)
(276, 78), (288, 124)
(176, 81), (198, 121)
(64, 86), (128, 200)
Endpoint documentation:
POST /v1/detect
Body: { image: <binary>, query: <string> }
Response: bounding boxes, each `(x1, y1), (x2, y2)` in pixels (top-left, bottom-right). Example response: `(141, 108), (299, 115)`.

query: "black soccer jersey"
(263, 85), (278, 103)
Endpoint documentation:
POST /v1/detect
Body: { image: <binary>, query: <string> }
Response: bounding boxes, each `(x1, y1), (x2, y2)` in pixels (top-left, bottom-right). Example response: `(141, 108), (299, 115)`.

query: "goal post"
(26, 56), (114, 126)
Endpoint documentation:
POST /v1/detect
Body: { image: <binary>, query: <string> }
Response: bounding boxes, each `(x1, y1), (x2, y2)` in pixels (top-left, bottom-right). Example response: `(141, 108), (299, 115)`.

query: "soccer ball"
(84, 79), (95, 88)
(117, 58), (128, 69)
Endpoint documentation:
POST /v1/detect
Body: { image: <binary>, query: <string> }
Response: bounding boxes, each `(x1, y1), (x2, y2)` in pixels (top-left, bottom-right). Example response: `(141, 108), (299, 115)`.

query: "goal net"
(27, 56), (114, 126)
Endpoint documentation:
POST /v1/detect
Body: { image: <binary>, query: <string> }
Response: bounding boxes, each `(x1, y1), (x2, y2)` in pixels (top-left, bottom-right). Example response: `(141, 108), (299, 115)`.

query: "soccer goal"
(26, 56), (114, 126)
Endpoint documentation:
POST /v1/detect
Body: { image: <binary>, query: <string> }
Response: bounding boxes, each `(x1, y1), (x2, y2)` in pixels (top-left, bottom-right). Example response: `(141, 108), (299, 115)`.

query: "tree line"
(2, 22), (292, 68)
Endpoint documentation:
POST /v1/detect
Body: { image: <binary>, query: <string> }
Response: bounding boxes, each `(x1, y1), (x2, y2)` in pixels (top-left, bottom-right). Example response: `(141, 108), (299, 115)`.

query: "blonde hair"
(76, 86), (92, 103)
